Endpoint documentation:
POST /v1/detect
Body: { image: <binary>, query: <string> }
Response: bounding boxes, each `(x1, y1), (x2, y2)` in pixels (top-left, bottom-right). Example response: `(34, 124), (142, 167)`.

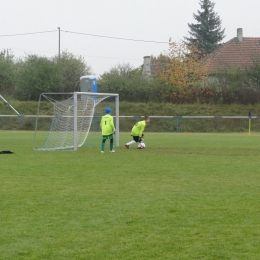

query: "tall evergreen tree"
(185, 0), (225, 55)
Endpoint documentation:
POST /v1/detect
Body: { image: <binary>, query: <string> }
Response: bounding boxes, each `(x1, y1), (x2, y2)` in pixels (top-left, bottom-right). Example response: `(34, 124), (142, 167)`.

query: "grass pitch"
(1, 131), (260, 259)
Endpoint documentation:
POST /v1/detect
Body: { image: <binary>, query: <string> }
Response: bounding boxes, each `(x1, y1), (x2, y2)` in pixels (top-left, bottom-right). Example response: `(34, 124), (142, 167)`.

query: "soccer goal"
(33, 92), (119, 151)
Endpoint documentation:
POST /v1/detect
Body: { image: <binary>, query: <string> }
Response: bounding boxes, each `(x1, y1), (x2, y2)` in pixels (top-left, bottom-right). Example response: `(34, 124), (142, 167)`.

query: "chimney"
(237, 28), (243, 42)
(142, 56), (151, 79)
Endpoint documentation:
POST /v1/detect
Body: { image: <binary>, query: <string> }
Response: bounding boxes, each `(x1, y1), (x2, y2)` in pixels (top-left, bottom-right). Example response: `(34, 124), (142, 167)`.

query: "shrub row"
(1, 101), (260, 132)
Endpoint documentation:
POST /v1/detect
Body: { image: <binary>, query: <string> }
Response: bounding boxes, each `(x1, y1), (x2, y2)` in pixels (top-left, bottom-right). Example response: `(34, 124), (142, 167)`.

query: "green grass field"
(1, 131), (260, 259)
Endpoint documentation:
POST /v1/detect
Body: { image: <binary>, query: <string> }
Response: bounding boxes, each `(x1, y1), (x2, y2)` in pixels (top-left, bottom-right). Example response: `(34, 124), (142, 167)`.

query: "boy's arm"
(139, 123), (145, 137)
(112, 117), (116, 134)
(110, 117), (115, 133)
(111, 117), (115, 129)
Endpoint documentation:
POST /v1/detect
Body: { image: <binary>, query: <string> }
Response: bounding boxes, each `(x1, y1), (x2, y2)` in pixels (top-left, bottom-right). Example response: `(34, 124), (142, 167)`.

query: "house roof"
(204, 37), (260, 73)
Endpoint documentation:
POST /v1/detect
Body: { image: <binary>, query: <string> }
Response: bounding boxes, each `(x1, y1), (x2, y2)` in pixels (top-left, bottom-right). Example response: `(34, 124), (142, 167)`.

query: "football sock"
(101, 143), (105, 151)
(127, 140), (136, 146)
(110, 143), (113, 151)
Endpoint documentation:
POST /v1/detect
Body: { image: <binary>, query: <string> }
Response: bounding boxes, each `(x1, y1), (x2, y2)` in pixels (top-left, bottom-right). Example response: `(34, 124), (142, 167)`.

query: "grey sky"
(1, 0), (260, 76)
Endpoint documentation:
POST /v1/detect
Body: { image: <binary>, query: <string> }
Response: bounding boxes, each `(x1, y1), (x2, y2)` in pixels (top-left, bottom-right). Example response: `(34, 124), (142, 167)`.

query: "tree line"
(1, 0), (260, 104)
(2, 46), (260, 104)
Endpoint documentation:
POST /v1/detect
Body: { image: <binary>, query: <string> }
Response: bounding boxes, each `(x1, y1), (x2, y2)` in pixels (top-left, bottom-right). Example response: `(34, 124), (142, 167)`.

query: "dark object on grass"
(0, 150), (14, 154)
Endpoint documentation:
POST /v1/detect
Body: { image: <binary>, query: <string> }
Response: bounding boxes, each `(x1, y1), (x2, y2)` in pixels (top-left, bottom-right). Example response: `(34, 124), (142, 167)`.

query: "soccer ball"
(138, 142), (146, 149)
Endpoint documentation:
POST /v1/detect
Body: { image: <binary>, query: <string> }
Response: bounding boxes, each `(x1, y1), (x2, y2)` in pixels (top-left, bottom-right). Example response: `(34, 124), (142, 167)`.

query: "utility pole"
(58, 27), (60, 59)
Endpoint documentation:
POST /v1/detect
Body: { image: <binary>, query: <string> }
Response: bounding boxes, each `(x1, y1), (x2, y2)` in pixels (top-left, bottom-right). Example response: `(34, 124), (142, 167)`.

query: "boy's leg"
(110, 137), (114, 151)
(125, 136), (138, 148)
(101, 136), (107, 152)
(126, 140), (136, 146)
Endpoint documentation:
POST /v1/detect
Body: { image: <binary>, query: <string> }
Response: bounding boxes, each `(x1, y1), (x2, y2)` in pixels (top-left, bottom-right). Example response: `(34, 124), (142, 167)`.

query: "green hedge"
(1, 101), (260, 132)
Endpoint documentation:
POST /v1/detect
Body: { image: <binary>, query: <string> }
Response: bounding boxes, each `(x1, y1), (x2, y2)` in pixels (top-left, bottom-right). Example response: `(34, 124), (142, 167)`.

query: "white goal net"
(33, 92), (119, 151)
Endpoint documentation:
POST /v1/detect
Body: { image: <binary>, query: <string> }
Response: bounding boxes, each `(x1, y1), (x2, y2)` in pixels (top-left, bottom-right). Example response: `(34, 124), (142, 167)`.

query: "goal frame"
(34, 91), (119, 151)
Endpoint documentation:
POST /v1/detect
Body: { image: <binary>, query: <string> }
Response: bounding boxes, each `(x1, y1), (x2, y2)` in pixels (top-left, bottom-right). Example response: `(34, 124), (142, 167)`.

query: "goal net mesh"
(33, 93), (116, 151)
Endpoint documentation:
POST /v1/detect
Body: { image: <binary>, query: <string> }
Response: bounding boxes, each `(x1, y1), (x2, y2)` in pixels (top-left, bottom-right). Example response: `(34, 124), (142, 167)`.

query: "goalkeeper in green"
(100, 107), (116, 153)
(125, 116), (150, 149)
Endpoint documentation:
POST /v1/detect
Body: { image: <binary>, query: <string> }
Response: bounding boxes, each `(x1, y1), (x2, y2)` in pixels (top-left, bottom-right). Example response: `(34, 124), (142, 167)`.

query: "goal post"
(33, 92), (119, 151)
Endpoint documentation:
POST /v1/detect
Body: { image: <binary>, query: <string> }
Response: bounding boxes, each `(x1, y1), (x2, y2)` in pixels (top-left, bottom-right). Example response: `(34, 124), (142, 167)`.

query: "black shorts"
(132, 136), (140, 142)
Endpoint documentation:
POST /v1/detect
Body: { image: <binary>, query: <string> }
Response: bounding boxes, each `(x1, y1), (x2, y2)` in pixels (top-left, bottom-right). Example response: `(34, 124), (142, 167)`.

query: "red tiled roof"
(204, 37), (260, 73)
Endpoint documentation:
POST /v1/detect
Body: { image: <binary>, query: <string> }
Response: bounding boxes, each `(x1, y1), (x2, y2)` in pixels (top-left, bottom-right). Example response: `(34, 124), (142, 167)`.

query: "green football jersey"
(100, 114), (115, 135)
(131, 120), (146, 137)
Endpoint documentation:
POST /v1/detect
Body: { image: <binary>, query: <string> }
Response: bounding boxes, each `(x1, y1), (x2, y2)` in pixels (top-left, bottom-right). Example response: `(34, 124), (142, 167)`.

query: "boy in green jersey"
(100, 107), (116, 153)
(125, 116), (150, 149)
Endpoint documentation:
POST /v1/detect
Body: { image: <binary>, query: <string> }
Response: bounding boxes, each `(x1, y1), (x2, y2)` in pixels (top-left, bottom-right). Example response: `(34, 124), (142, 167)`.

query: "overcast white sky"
(1, 0), (260, 77)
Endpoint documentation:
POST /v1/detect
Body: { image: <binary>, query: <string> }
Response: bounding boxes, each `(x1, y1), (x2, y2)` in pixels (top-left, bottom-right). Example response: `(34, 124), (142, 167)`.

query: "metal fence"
(0, 115), (259, 133)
